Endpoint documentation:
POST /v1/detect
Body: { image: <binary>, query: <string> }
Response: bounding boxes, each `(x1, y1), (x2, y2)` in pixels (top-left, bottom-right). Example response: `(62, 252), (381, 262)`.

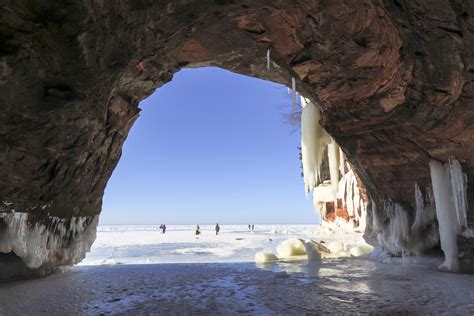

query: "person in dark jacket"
(215, 223), (220, 235)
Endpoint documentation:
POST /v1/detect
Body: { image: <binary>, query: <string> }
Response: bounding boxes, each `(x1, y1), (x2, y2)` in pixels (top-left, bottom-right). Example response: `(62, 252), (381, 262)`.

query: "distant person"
(159, 224), (163, 232)
(252, 224), (254, 231)
(163, 224), (166, 234)
(215, 223), (220, 235)
(248, 224), (251, 231)
(195, 224), (201, 236)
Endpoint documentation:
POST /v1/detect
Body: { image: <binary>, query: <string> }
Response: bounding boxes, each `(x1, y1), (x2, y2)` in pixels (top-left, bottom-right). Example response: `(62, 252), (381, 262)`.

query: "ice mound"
(304, 240), (322, 262)
(326, 241), (344, 253)
(255, 252), (279, 263)
(276, 238), (307, 258)
(349, 245), (373, 257)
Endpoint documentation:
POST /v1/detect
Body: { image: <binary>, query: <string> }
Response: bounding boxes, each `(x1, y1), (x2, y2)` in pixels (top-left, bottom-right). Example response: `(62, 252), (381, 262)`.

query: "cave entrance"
(100, 67), (317, 226)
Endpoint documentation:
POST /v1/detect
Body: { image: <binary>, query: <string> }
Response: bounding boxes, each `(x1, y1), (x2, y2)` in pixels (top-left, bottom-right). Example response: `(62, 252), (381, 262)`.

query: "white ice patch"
(0, 211), (98, 269)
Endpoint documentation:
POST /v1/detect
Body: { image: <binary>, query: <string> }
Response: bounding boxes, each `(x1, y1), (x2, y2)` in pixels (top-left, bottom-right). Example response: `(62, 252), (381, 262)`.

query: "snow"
(80, 224), (366, 266)
(300, 99), (331, 193)
(0, 212), (98, 269)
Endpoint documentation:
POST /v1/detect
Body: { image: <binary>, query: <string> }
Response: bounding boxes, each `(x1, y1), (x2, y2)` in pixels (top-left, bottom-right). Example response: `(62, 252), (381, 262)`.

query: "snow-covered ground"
(80, 224), (365, 265)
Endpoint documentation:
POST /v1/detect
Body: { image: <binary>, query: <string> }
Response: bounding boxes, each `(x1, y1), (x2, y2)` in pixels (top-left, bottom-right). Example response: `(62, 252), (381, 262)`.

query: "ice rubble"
(0, 211), (98, 269)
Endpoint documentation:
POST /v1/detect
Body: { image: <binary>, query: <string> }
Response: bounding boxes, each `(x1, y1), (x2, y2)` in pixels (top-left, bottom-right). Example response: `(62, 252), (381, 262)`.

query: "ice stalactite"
(291, 77), (297, 116)
(0, 211), (99, 269)
(266, 49), (270, 70)
(327, 141), (340, 203)
(300, 98), (331, 193)
(410, 183), (439, 254)
(429, 157), (469, 272)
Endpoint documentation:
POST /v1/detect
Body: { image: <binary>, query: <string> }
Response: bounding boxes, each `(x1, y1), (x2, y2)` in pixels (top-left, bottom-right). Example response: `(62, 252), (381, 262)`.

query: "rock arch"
(1, 0), (473, 277)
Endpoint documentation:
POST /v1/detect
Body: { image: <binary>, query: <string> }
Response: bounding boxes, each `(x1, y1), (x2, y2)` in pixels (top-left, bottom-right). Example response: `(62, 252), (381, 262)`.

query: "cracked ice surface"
(1, 258), (473, 314)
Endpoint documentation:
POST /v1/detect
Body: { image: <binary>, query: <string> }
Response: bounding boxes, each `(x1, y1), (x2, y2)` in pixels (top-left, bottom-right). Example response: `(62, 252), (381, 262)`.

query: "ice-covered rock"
(276, 238), (307, 258)
(0, 211), (98, 269)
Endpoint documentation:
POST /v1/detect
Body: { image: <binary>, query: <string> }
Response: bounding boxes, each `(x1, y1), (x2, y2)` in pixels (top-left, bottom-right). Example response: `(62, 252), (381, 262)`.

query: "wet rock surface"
(1, 0), (474, 270)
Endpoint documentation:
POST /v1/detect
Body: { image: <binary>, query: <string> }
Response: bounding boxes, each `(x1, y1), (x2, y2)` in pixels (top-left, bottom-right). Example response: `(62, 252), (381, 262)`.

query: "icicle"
(429, 160), (459, 272)
(327, 141), (340, 203)
(291, 77), (296, 116)
(338, 147), (345, 176)
(448, 156), (468, 232)
(301, 101), (331, 193)
(266, 49), (270, 70)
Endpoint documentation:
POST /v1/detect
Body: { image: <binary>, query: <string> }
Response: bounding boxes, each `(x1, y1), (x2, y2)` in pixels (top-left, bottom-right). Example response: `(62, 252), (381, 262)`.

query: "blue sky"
(99, 67), (318, 225)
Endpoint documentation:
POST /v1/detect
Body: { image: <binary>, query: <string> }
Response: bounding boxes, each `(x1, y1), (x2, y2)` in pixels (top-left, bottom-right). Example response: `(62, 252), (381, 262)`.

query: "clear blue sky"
(99, 67), (319, 225)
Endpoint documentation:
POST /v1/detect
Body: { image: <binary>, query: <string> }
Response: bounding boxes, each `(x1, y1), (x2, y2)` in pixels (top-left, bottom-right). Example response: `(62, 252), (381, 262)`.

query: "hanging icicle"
(327, 140), (340, 203)
(301, 100), (331, 193)
(266, 49), (270, 70)
(291, 77), (296, 116)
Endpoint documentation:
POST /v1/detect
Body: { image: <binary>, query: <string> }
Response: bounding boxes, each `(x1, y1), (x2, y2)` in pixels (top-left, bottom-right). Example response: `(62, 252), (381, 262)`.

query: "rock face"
(1, 0), (474, 277)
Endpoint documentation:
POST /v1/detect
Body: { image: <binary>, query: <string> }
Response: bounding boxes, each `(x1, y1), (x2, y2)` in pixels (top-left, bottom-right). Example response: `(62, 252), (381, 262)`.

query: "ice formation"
(291, 77), (297, 115)
(349, 245), (373, 257)
(255, 251), (278, 263)
(429, 158), (469, 272)
(327, 141), (340, 203)
(410, 183), (439, 254)
(0, 211), (99, 269)
(276, 238), (307, 258)
(448, 156), (468, 232)
(266, 49), (270, 70)
(300, 99), (331, 193)
(327, 241), (344, 253)
(303, 240), (322, 262)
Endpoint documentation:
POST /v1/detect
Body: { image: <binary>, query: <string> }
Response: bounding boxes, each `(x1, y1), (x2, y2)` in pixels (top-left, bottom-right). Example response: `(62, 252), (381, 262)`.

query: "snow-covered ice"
(79, 224), (365, 266)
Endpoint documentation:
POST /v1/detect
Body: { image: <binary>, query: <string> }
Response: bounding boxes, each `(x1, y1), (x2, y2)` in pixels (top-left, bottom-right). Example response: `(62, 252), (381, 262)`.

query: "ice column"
(327, 141), (340, 203)
(429, 160), (460, 272)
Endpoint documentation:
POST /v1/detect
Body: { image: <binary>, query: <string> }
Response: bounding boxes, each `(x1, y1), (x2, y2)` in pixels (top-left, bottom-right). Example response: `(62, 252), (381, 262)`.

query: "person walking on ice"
(195, 224), (201, 238)
(215, 223), (220, 235)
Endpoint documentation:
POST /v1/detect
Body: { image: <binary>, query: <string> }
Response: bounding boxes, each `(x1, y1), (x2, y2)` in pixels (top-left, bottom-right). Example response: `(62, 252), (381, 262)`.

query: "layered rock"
(1, 0), (474, 277)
